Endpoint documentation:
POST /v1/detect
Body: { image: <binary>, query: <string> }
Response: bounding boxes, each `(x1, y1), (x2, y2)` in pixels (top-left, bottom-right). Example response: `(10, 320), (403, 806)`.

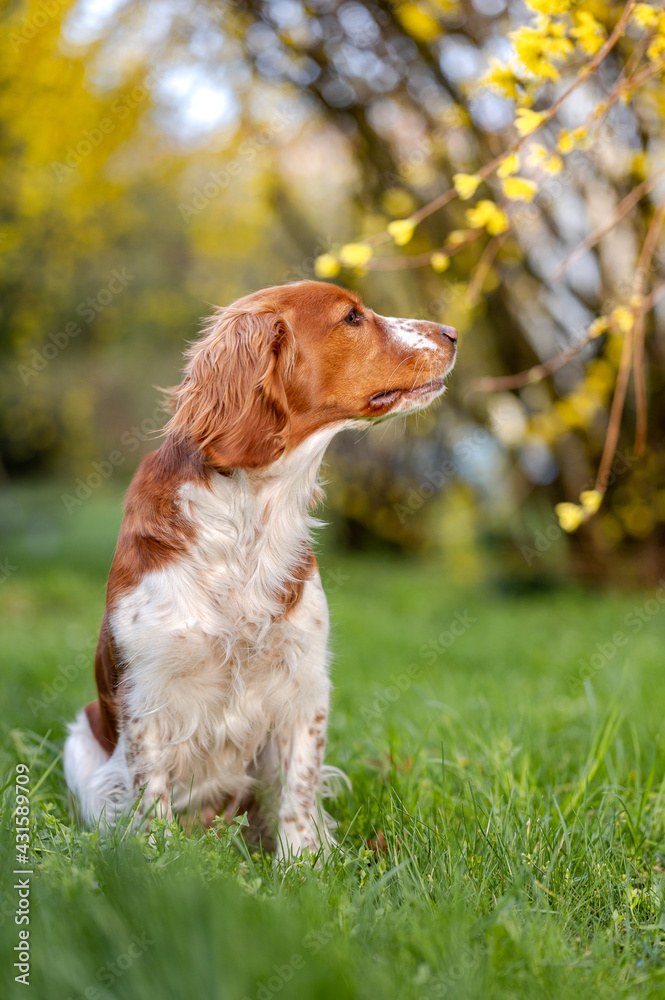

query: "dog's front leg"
(125, 721), (175, 829)
(275, 698), (330, 860)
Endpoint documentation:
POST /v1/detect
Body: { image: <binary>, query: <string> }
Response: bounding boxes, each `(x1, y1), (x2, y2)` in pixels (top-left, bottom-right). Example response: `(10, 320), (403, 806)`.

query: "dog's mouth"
(369, 378), (445, 410)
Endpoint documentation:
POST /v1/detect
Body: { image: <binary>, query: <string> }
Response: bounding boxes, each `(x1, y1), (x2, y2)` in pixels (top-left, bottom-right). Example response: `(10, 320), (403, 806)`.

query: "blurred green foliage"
(2, 0), (665, 582)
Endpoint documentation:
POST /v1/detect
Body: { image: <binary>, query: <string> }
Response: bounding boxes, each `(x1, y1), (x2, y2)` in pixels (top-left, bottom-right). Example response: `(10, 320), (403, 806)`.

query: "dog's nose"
(440, 325), (458, 343)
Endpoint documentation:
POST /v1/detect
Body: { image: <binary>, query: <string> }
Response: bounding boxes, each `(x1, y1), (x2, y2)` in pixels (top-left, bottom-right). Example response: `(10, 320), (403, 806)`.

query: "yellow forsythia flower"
(647, 31), (665, 61)
(486, 209), (508, 236)
(611, 305), (634, 333)
(527, 143), (548, 164)
(453, 173), (482, 200)
(544, 153), (563, 174)
(587, 317), (609, 339)
(314, 254), (340, 278)
(396, 1), (441, 41)
(571, 11), (606, 55)
(555, 502), (585, 533)
(339, 243), (372, 267)
(511, 20), (573, 81)
(430, 252), (450, 272)
(447, 230), (468, 244)
(502, 177), (538, 201)
(526, 0), (571, 13)
(465, 200), (508, 235)
(557, 129), (575, 153)
(527, 143), (562, 174)
(632, 151), (649, 178)
(512, 27), (560, 81)
(387, 218), (416, 246)
(497, 152), (520, 178)
(580, 490), (603, 515)
(314, 253), (340, 278)
(383, 188), (416, 217)
(543, 17), (575, 57)
(633, 3), (659, 28)
(481, 59), (521, 100)
(515, 108), (547, 136)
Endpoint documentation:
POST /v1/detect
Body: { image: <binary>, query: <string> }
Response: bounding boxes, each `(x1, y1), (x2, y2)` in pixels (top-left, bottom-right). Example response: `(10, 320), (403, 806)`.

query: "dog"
(64, 280), (457, 857)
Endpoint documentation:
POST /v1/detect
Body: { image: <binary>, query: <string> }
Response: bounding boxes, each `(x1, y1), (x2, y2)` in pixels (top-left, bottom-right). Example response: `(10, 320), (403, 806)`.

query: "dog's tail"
(320, 764), (351, 800)
(64, 705), (132, 827)
(317, 764), (352, 847)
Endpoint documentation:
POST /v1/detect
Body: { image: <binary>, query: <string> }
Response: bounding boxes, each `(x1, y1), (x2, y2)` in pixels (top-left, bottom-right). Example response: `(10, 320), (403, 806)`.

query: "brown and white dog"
(64, 280), (457, 858)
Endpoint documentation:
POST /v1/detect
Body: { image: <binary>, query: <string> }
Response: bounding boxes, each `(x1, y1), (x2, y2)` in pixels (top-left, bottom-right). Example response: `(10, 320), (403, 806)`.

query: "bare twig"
(593, 195), (665, 487)
(632, 309), (648, 456)
(471, 333), (595, 393)
(632, 194), (665, 455)
(364, 229), (483, 270)
(594, 326), (634, 492)
(549, 166), (665, 281)
(640, 278), (665, 313)
(466, 233), (506, 306)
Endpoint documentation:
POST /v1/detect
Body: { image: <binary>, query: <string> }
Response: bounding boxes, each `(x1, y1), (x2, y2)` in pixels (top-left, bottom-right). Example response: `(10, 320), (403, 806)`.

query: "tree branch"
(549, 166), (665, 281)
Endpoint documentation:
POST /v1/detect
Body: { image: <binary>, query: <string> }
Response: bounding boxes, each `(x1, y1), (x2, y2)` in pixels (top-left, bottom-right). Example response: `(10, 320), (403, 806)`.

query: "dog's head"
(166, 280), (457, 469)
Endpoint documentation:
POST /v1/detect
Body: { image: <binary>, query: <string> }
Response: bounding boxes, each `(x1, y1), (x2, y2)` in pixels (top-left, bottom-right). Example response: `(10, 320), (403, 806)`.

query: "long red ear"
(165, 306), (293, 469)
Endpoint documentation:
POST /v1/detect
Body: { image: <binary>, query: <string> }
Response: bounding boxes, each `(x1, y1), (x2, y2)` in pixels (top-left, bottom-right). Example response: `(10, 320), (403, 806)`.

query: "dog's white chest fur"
(109, 440), (334, 812)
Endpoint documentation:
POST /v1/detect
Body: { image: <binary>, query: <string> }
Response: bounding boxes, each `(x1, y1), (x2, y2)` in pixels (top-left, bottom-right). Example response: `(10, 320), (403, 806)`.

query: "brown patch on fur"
(93, 441), (207, 746)
(282, 547), (317, 617)
(84, 699), (114, 757)
(106, 437), (207, 609)
(91, 614), (122, 754)
(164, 304), (295, 470)
(203, 792), (277, 850)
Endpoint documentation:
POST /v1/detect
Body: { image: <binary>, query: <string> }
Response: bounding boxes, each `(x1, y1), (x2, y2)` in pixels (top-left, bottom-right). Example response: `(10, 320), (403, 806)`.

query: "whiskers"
(383, 355), (416, 393)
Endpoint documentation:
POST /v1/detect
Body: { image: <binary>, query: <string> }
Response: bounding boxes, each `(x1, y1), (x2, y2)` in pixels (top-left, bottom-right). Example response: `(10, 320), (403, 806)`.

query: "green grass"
(1, 482), (665, 999)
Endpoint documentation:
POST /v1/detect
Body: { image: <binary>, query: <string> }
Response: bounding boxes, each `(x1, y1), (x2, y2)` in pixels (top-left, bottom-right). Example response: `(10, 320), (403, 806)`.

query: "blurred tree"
(217, 0), (665, 582)
(0, 0), (305, 475)
(0, 0), (191, 473)
(2, 0), (665, 584)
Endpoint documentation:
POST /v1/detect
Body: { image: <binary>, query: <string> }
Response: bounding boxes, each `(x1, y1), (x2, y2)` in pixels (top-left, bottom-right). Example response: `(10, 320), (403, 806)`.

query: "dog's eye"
(344, 309), (363, 326)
